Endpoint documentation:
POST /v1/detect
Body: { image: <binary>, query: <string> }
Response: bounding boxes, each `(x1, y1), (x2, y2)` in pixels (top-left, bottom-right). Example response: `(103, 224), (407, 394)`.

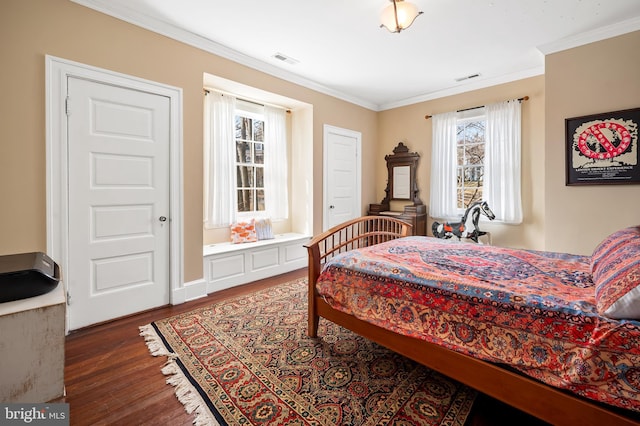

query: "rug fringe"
(140, 325), (220, 426)
(139, 324), (176, 358)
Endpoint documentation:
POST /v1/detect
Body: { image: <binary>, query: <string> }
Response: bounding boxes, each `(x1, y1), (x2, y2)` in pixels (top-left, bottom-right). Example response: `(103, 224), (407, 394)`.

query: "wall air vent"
(272, 52), (299, 65)
(455, 73), (480, 82)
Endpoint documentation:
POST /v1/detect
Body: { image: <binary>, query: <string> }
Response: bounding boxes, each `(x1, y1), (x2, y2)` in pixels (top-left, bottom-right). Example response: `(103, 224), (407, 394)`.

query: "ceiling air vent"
(272, 52), (299, 65)
(455, 73), (480, 82)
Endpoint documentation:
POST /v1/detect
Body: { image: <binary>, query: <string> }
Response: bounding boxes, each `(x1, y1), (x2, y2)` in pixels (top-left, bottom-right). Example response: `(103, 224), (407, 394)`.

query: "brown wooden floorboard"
(64, 267), (546, 426)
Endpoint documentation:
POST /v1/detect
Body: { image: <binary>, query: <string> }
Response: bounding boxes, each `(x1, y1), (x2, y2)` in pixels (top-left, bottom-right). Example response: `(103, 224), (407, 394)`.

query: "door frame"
(322, 124), (362, 231)
(45, 55), (184, 320)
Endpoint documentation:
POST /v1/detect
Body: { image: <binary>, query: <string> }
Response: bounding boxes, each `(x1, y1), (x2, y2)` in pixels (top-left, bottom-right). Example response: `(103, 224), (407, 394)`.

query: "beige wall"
(378, 76), (547, 250)
(2, 0), (638, 287)
(0, 0), (378, 282)
(545, 31), (640, 255)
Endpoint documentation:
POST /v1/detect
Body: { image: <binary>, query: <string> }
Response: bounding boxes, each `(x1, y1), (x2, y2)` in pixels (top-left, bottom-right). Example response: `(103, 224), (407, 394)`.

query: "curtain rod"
(424, 96), (529, 120)
(203, 88), (291, 113)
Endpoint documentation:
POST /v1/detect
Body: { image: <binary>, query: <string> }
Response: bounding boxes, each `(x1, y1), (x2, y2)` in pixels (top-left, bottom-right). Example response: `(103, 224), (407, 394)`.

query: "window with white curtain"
(204, 91), (289, 228)
(430, 99), (522, 224)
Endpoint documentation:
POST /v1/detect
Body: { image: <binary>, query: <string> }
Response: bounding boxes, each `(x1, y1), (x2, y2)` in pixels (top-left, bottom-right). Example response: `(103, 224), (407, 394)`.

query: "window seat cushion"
(204, 232), (308, 256)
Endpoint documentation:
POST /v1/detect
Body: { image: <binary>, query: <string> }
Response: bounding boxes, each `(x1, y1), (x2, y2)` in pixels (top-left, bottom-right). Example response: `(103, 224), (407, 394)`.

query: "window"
(204, 91), (289, 228)
(456, 112), (485, 210)
(235, 112), (265, 214)
(430, 100), (522, 224)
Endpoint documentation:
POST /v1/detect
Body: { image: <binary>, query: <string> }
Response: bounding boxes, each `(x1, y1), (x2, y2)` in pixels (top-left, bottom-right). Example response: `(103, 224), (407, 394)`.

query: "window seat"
(203, 233), (309, 293)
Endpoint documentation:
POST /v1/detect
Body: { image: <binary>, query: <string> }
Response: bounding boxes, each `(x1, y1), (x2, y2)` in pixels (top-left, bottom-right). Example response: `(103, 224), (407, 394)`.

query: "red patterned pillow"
(591, 226), (640, 319)
(230, 219), (257, 244)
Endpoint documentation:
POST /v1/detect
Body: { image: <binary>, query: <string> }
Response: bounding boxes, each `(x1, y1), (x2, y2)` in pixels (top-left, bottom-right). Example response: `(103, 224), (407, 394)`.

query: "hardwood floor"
(64, 268), (546, 426)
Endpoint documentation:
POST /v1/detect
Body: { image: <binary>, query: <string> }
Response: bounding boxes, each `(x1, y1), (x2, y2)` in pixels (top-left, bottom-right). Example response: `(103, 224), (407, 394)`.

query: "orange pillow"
(230, 220), (257, 244)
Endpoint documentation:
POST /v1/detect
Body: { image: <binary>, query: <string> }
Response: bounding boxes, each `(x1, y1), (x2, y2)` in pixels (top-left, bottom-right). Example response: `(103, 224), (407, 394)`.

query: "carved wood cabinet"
(368, 142), (427, 236)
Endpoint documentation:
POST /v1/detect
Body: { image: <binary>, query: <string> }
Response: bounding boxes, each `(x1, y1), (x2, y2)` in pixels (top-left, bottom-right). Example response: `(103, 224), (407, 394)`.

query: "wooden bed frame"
(304, 216), (639, 426)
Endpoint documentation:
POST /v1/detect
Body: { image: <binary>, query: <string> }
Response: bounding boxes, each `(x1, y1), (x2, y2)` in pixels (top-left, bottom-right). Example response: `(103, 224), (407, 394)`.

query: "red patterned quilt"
(316, 236), (640, 412)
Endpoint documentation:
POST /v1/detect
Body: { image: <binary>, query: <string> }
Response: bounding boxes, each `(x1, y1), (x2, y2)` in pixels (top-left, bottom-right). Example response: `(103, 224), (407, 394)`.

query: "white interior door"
(323, 125), (361, 230)
(67, 76), (170, 329)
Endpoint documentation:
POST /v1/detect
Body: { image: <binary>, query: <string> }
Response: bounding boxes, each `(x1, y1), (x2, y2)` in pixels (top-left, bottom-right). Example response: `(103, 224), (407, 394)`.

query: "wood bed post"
(305, 242), (321, 337)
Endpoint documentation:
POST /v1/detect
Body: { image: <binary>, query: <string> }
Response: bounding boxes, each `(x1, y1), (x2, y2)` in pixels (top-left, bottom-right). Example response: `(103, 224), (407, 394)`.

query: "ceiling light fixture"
(380, 0), (423, 33)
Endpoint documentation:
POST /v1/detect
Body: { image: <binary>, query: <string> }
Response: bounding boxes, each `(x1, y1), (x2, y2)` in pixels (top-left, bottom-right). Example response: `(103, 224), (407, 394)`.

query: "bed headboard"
(304, 215), (411, 285)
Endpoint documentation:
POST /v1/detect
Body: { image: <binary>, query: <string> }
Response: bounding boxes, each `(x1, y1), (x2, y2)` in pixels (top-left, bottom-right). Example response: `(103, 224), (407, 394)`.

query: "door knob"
(329, 205), (335, 209)
(159, 216), (167, 222)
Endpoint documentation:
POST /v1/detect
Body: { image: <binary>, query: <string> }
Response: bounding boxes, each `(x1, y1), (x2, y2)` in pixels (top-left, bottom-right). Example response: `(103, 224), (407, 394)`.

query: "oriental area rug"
(140, 278), (476, 426)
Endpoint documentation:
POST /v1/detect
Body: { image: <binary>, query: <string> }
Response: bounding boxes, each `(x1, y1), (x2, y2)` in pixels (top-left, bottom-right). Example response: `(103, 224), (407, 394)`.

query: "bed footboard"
(303, 216), (411, 337)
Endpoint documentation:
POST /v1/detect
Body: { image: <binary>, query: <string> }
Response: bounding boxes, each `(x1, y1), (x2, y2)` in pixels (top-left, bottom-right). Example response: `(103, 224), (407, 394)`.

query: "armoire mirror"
(392, 165), (411, 199)
(381, 142), (422, 205)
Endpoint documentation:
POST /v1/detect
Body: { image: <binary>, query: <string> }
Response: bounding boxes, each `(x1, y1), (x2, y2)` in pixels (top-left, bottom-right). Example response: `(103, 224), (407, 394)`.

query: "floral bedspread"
(316, 236), (640, 412)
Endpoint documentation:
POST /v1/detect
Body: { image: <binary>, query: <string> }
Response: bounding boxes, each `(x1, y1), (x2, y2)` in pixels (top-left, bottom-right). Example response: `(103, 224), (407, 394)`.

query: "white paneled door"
(323, 125), (361, 230)
(67, 77), (170, 330)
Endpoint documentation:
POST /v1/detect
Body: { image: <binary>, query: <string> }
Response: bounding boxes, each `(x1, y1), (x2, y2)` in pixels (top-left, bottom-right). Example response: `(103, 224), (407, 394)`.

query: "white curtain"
(485, 100), (522, 224)
(264, 106), (289, 220)
(204, 91), (236, 228)
(429, 111), (458, 219)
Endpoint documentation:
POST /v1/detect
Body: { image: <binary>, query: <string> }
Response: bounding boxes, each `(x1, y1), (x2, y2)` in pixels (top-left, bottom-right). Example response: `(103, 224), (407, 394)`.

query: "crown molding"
(70, 0), (379, 111)
(537, 15), (640, 55)
(378, 66), (545, 111)
(70, 1), (640, 112)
